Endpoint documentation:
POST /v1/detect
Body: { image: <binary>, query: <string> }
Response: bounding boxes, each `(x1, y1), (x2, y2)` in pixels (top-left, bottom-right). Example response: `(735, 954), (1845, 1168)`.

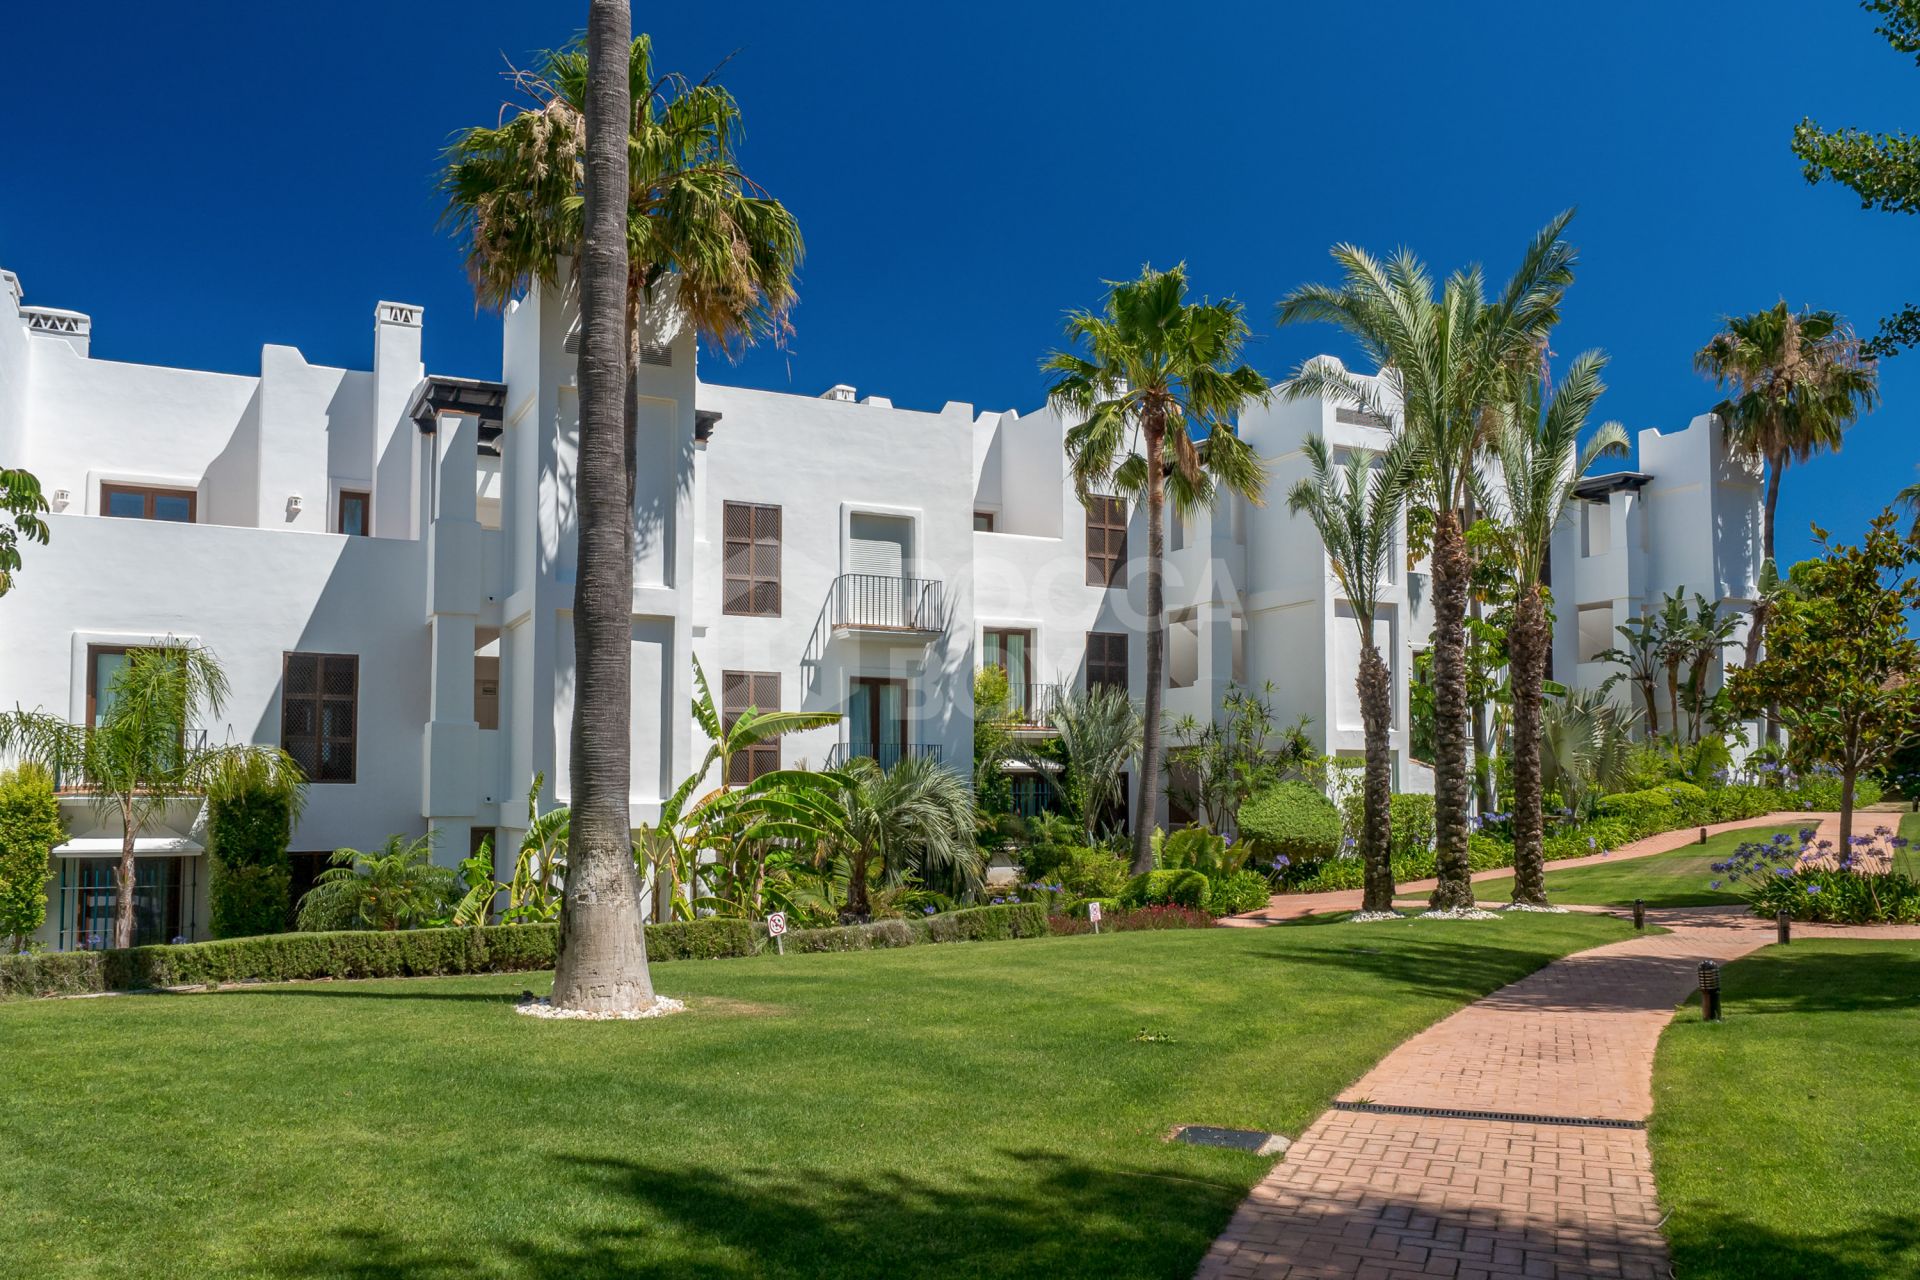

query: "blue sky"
(4, 1), (1914, 570)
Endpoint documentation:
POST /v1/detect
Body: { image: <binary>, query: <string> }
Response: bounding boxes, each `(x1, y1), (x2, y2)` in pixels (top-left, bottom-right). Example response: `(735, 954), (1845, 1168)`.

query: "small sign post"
(768, 911), (788, 956)
(1088, 900), (1102, 935)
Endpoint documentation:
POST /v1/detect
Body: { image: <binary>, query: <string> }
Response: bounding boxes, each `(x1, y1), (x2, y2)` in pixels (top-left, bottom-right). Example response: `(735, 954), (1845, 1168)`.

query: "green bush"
(643, 917), (765, 961)
(207, 786), (295, 939)
(1597, 786), (1678, 840)
(0, 764), (62, 952)
(1047, 903), (1215, 934)
(1064, 896), (1118, 919)
(1339, 792), (1436, 857)
(1119, 868), (1212, 912)
(1793, 774), (1882, 810)
(785, 919), (920, 953)
(1208, 869), (1272, 916)
(1238, 781), (1342, 866)
(1745, 868), (1920, 924)
(1658, 781), (1710, 825)
(925, 902), (1050, 943)
(1053, 847), (1131, 899)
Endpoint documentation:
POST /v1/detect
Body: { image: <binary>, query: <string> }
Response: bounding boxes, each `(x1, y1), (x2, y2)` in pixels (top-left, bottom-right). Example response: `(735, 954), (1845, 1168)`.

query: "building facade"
(0, 269), (1761, 949)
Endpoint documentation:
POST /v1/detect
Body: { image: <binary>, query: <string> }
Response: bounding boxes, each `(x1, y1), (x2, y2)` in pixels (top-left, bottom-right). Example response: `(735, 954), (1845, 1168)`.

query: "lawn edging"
(0, 903), (1051, 1000)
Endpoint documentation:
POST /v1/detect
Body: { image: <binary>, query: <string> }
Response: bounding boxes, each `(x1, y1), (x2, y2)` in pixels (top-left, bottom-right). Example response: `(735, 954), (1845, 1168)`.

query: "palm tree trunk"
(845, 847), (871, 922)
(1428, 510), (1475, 910)
(1666, 668), (1680, 744)
(115, 798), (136, 950)
(1639, 678), (1659, 739)
(1761, 451), (1783, 567)
(1131, 420), (1167, 875)
(550, 0), (655, 1014)
(1507, 587), (1550, 907)
(1357, 644), (1396, 914)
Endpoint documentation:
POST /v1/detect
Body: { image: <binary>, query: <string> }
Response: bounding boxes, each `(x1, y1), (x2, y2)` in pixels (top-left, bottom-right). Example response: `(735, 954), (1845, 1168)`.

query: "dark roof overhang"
(1573, 470), (1653, 500)
(409, 375), (509, 455)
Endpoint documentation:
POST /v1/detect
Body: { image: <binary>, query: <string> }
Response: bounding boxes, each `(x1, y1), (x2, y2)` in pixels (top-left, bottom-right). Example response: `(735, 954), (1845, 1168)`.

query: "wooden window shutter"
(1085, 494), (1126, 586)
(722, 670), (781, 784)
(724, 502), (782, 616)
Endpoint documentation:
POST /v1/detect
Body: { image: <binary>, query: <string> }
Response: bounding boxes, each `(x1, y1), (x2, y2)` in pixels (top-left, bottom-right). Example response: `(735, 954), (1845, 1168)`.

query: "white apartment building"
(0, 268), (1761, 949)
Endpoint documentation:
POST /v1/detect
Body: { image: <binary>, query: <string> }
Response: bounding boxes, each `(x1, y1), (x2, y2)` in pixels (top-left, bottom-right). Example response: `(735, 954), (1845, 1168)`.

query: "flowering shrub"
(1712, 826), (1920, 924)
(1046, 903), (1214, 935)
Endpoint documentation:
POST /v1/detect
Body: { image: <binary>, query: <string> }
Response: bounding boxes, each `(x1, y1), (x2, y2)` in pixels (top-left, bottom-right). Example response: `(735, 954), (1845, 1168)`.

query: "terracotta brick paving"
(1197, 822), (1920, 1279)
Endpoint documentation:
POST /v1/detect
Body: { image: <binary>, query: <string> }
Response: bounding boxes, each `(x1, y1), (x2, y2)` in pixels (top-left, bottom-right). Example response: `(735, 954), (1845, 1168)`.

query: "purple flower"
(1710, 880), (1722, 890)
(1806, 884), (1822, 896)
(923, 906), (936, 915)
(1774, 867), (1792, 878)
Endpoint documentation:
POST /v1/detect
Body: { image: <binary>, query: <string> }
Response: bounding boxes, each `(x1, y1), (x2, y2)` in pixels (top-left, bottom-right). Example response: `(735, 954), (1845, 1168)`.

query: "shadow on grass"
(266, 1149), (1239, 1280)
(1705, 948), (1920, 1016)
(1665, 1207), (1920, 1279)
(1248, 929), (1604, 1006)
(205, 987), (529, 1004)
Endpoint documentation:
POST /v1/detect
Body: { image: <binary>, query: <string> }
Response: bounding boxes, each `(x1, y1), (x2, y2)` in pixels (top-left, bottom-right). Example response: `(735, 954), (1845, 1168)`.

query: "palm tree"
(1278, 213), (1578, 911)
(1286, 432), (1421, 915)
(1044, 264), (1270, 873)
(1598, 614), (1663, 737)
(1045, 683), (1144, 842)
(0, 643), (285, 949)
(1897, 469), (1920, 535)
(442, 22), (800, 1013)
(297, 834), (455, 932)
(1540, 688), (1642, 818)
(830, 755), (979, 921)
(1681, 595), (1742, 744)
(1477, 351), (1629, 906)
(1653, 589), (1696, 742)
(1695, 302), (1879, 567)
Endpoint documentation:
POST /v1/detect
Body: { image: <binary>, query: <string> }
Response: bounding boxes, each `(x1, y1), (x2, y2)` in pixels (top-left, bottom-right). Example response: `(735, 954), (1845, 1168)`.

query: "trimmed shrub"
(1658, 781), (1711, 825)
(1064, 896), (1118, 919)
(0, 903), (1060, 999)
(1238, 781), (1342, 866)
(1119, 868), (1212, 912)
(1793, 773), (1883, 810)
(644, 917), (766, 961)
(0, 764), (62, 952)
(785, 919), (921, 953)
(1208, 869), (1272, 917)
(1597, 787), (1678, 840)
(1047, 904), (1213, 935)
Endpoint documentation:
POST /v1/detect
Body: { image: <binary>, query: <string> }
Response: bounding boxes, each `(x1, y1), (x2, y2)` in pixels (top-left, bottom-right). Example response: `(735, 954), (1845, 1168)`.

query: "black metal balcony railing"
(831, 573), (944, 633)
(825, 741), (944, 770)
(990, 680), (1062, 728)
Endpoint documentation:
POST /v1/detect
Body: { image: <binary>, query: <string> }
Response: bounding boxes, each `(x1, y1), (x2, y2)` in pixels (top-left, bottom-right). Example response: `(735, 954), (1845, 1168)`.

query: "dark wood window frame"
(723, 501), (782, 617)
(281, 652), (360, 784)
(337, 488), (371, 536)
(848, 676), (909, 761)
(722, 670), (781, 785)
(101, 482), (196, 523)
(973, 511), (995, 532)
(85, 644), (131, 728)
(1085, 494), (1126, 586)
(1086, 631), (1128, 692)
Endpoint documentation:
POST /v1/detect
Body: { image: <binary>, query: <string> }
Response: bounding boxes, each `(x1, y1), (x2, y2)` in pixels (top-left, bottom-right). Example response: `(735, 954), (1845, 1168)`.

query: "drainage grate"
(1331, 1101), (1644, 1130)
(1170, 1125), (1292, 1155)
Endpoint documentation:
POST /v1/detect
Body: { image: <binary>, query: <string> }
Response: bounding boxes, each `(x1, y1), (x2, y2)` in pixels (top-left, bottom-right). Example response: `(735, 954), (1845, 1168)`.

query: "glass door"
(983, 629), (1032, 719)
(848, 677), (908, 768)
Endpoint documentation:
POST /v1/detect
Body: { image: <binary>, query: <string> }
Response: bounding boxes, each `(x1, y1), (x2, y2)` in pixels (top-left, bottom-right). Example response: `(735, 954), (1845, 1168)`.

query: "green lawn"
(0, 914), (1635, 1280)
(1650, 939), (1920, 1279)
(1463, 825), (1805, 909)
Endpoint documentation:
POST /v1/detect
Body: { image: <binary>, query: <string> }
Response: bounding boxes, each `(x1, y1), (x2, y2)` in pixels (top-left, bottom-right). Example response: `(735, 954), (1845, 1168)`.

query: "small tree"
(296, 834), (455, 932)
(0, 467), (51, 598)
(1728, 512), (1920, 845)
(0, 643), (271, 949)
(0, 764), (63, 951)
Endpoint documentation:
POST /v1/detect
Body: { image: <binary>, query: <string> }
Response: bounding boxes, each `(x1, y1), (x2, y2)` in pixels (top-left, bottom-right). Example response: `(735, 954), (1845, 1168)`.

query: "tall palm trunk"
(1132, 418), (1167, 874)
(1761, 449), (1783, 567)
(845, 846), (872, 922)
(550, 0), (655, 1014)
(1428, 510), (1476, 910)
(1357, 645), (1396, 913)
(1507, 587), (1550, 906)
(115, 798), (137, 949)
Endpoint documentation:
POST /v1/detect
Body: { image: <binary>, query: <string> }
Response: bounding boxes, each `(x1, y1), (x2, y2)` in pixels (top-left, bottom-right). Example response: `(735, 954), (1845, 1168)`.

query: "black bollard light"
(1698, 960), (1722, 1021)
(1633, 898), (1645, 930)
(1777, 909), (1791, 945)
(1698, 826), (1709, 845)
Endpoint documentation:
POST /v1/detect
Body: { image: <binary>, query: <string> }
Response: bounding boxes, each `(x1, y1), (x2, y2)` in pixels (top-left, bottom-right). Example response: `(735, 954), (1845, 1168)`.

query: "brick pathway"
(1225, 812), (1833, 926)
(1197, 825), (1920, 1279)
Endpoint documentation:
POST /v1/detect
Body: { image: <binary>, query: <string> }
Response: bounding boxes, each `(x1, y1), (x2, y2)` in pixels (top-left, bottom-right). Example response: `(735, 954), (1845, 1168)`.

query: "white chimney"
(820, 383), (857, 403)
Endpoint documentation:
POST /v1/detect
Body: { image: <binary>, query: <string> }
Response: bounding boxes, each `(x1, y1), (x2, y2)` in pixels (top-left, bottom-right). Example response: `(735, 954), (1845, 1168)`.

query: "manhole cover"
(1169, 1125), (1290, 1155)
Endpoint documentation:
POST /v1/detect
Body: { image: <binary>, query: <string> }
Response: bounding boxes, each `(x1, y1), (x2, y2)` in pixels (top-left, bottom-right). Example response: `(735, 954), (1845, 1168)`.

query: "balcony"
(990, 680), (1062, 731)
(824, 741), (945, 769)
(831, 573), (944, 635)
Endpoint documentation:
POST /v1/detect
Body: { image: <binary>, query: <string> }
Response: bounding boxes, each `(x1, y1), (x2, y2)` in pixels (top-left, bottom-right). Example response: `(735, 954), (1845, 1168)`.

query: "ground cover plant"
(0, 913), (1635, 1280)
(1650, 939), (1920, 1279)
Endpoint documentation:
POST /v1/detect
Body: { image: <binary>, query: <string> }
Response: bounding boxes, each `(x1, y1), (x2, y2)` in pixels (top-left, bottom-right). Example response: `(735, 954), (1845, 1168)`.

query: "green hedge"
(1338, 792), (1438, 858)
(1, 905), (1055, 999)
(207, 787), (295, 939)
